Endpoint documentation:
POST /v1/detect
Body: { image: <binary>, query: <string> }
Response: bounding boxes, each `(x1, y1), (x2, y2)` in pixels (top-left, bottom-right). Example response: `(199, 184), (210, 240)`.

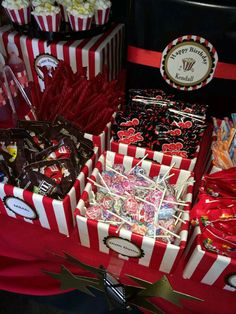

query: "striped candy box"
(75, 151), (194, 274)
(0, 23), (124, 92)
(0, 147), (98, 236)
(85, 111), (117, 154)
(183, 226), (236, 292)
(110, 124), (213, 200)
(110, 124), (213, 172)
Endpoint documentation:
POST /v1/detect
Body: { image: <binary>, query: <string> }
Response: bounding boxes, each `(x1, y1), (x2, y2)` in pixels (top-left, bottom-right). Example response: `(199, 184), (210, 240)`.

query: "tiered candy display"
(212, 114), (236, 169)
(0, 117), (94, 199)
(85, 162), (190, 242)
(112, 89), (208, 158)
(191, 168), (236, 258)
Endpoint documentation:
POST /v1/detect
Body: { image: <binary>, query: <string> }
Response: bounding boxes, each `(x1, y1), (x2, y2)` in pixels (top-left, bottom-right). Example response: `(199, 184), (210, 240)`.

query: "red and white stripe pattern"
(94, 8), (110, 25)
(68, 14), (93, 31)
(110, 141), (197, 171)
(33, 13), (61, 32)
(183, 226), (236, 291)
(59, 5), (69, 22)
(0, 23), (124, 92)
(75, 151), (193, 273)
(0, 148), (98, 236)
(5, 6), (31, 25)
(85, 112), (116, 154)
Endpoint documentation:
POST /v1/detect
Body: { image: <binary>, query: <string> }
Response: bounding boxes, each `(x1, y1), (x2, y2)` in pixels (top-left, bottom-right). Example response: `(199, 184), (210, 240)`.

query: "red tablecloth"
(0, 214), (235, 313)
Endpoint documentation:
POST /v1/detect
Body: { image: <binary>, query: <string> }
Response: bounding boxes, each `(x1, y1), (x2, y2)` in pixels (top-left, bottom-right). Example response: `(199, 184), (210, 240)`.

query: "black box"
(127, 0), (236, 117)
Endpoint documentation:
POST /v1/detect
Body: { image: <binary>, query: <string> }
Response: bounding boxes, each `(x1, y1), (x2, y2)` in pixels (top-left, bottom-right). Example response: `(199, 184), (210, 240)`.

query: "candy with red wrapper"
(200, 168), (236, 198)
(112, 89), (208, 158)
(36, 61), (125, 135)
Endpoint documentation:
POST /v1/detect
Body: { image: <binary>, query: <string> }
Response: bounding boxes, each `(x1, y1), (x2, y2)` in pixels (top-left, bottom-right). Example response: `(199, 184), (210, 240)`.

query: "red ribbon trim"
(128, 45), (236, 81)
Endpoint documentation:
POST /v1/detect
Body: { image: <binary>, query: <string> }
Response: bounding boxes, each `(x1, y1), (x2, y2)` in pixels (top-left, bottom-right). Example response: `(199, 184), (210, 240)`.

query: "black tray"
(12, 19), (112, 43)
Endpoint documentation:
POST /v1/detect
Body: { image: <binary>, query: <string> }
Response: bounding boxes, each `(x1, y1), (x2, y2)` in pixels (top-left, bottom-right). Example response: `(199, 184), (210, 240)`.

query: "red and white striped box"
(94, 8), (110, 25)
(183, 226), (236, 292)
(110, 124), (213, 200)
(110, 140), (197, 171)
(4, 6), (31, 25)
(75, 151), (194, 274)
(0, 23), (124, 92)
(85, 111), (117, 154)
(68, 14), (93, 31)
(0, 147), (98, 236)
(33, 13), (61, 32)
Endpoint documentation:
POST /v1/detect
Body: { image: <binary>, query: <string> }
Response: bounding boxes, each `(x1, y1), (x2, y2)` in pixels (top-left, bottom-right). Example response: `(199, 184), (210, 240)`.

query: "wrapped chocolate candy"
(0, 160), (12, 184)
(19, 158), (77, 198)
(17, 120), (52, 150)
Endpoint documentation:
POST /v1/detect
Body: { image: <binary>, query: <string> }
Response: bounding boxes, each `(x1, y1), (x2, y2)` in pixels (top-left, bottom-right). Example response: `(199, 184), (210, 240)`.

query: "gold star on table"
(44, 253), (203, 313)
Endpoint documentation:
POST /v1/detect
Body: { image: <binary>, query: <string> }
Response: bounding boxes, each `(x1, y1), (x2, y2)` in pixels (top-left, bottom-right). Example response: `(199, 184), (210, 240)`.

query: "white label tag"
(4, 196), (37, 219)
(104, 236), (144, 258)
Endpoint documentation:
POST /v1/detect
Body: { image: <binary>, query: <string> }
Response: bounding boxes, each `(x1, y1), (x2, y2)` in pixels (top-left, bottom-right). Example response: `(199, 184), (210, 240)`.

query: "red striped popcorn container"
(5, 6), (31, 25)
(0, 147), (98, 236)
(183, 226), (236, 292)
(68, 14), (93, 31)
(33, 13), (61, 32)
(75, 151), (194, 274)
(94, 7), (110, 25)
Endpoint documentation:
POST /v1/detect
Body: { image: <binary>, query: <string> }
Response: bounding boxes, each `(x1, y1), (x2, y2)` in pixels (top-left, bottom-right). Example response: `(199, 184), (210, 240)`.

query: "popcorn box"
(0, 147), (98, 236)
(183, 226), (236, 292)
(33, 13), (62, 32)
(68, 15), (93, 31)
(4, 6), (31, 25)
(94, 8), (111, 25)
(75, 151), (194, 274)
(0, 23), (124, 92)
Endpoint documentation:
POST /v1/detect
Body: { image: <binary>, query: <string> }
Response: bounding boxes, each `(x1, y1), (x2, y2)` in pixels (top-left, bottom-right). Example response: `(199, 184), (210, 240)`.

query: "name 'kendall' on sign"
(160, 35), (218, 91)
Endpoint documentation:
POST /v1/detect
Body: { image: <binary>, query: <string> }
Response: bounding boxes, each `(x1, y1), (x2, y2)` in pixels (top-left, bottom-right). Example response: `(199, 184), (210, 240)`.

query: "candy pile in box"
(34, 61), (124, 154)
(111, 89), (213, 199)
(184, 168), (236, 291)
(0, 118), (98, 236)
(75, 151), (194, 274)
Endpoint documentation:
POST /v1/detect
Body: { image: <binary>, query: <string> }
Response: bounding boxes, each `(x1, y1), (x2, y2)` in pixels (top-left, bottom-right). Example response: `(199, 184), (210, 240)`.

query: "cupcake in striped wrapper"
(94, 0), (111, 25)
(31, 3), (61, 32)
(67, 1), (94, 31)
(2, 0), (31, 25)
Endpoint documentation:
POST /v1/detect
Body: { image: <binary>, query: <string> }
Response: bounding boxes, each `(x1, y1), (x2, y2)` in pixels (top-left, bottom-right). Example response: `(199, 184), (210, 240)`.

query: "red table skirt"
(0, 215), (235, 313)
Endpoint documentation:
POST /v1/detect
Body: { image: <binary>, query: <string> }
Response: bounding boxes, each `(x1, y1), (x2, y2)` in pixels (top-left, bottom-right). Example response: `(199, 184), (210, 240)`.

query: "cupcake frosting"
(31, 3), (60, 15)
(67, 2), (94, 18)
(94, 0), (111, 10)
(2, 0), (30, 10)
